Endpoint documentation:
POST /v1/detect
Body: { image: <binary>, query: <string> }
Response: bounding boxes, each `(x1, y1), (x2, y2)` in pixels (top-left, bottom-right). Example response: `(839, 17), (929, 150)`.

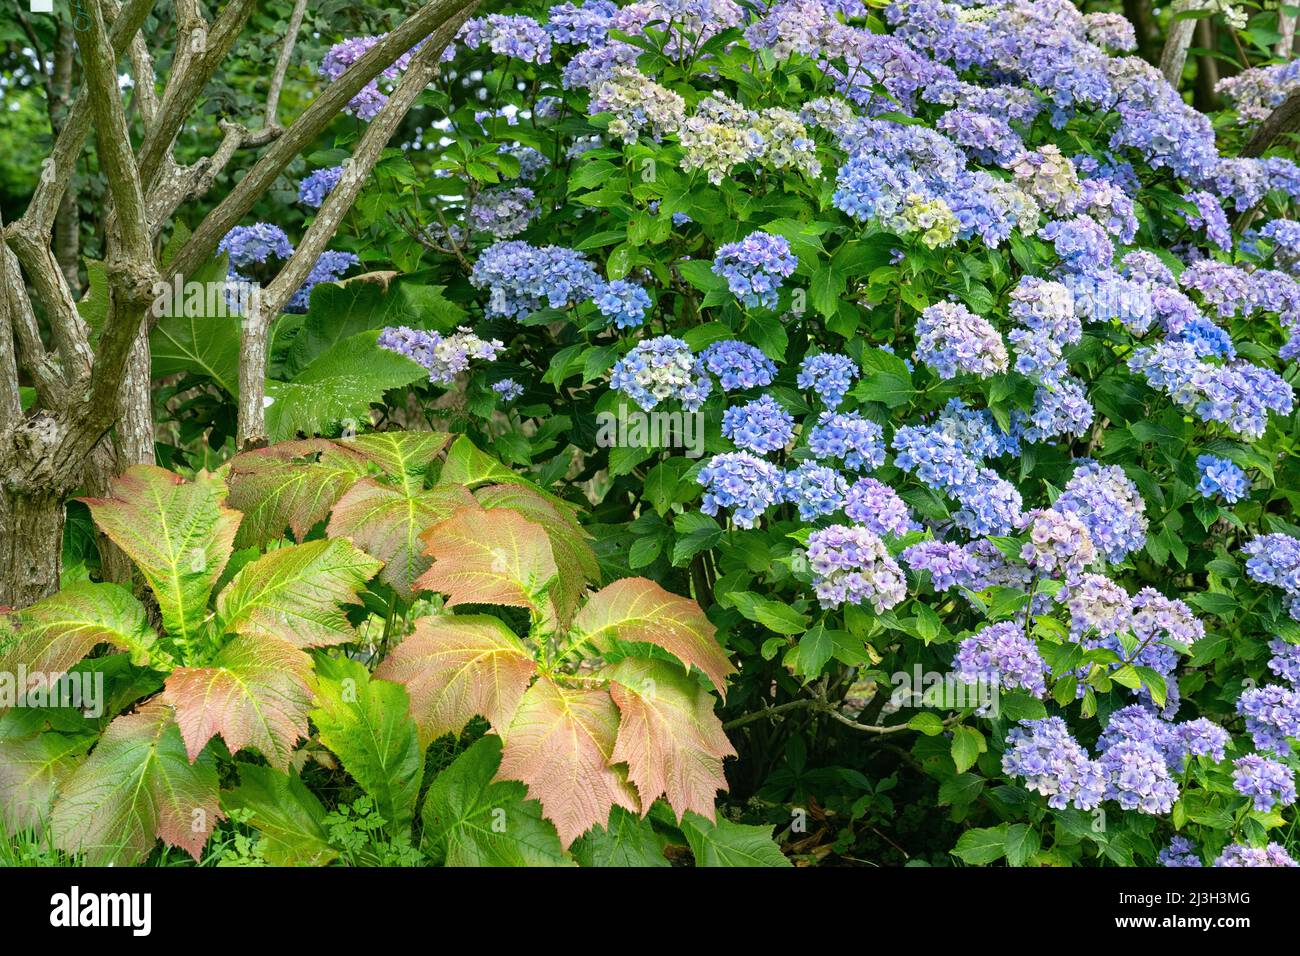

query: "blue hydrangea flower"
(609, 335), (711, 411)
(701, 340), (777, 391)
(593, 279), (652, 329)
(711, 231), (798, 309)
(298, 166), (344, 208)
(722, 395), (794, 454)
(797, 353), (859, 410)
(781, 462), (849, 521)
(697, 451), (783, 529)
(807, 411), (886, 471)
(954, 621), (1047, 698)
(1196, 454), (1250, 504)
(492, 378), (525, 401)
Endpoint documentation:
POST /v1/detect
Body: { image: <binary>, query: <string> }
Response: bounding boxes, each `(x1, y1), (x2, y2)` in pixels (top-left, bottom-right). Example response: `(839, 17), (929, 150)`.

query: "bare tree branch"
(235, 3), (479, 448)
(266, 0), (310, 128)
(1160, 0), (1203, 85)
(0, 214), (24, 429)
(1243, 87), (1300, 157)
(171, 0), (475, 282)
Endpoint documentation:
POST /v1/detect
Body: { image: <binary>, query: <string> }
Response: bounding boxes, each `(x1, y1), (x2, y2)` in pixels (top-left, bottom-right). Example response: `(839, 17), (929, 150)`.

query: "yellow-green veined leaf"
(680, 812), (790, 867)
(497, 674), (639, 848)
(51, 701), (222, 865)
(437, 435), (520, 488)
(374, 614), (536, 746)
(570, 577), (735, 700)
(225, 440), (370, 549)
(334, 431), (451, 495)
(220, 763), (337, 866)
(0, 733), (86, 835)
(215, 539), (382, 648)
(163, 634), (314, 771)
(310, 655), (423, 835)
(326, 479), (474, 600)
(6, 581), (159, 676)
(415, 506), (558, 618)
(420, 735), (573, 867)
(80, 465), (240, 650)
(475, 482), (600, 629)
(603, 657), (735, 821)
(570, 805), (670, 867)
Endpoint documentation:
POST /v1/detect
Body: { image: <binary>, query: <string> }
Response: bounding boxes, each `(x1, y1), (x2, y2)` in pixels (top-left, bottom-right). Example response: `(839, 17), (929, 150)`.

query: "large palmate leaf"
(265, 330), (427, 442)
(149, 254), (241, 395)
(497, 675), (639, 848)
(374, 614), (536, 746)
(81, 466), (240, 650)
(680, 812), (791, 867)
(221, 763), (337, 866)
(570, 578), (735, 699)
(476, 483), (599, 628)
(51, 701), (222, 865)
(603, 657), (736, 821)
(284, 278), (465, 377)
(570, 806), (670, 867)
(334, 431), (452, 494)
(163, 634), (314, 770)
(416, 507), (559, 617)
(225, 441), (370, 548)
(438, 435), (521, 488)
(6, 581), (160, 678)
(311, 656), (423, 835)
(421, 736), (572, 867)
(0, 733), (86, 834)
(215, 539), (381, 648)
(327, 480), (474, 600)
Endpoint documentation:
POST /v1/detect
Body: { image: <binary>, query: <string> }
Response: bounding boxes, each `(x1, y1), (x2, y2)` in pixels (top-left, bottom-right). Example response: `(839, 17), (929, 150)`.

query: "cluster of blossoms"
(1195, 454), (1250, 504)
(698, 452), (783, 529)
(298, 166), (344, 208)
(1244, 533), (1300, 621)
(1019, 509), (1096, 582)
(843, 477), (915, 537)
(217, 224), (358, 314)
(1001, 718), (1106, 811)
(913, 301), (1008, 379)
(1236, 684), (1300, 755)
(711, 232), (799, 310)
(593, 279), (652, 329)
(610, 335), (711, 411)
(1214, 843), (1299, 867)
(470, 240), (601, 318)
(467, 187), (539, 238)
(954, 622), (1047, 698)
(319, 35), (417, 120)
(805, 525), (907, 612)
(702, 340), (777, 391)
(807, 412), (886, 472)
(458, 14), (554, 64)
(1052, 461), (1148, 563)
(492, 378), (525, 401)
(1232, 754), (1297, 813)
(797, 353), (859, 411)
(722, 395), (794, 454)
(377, 326), (505, 386)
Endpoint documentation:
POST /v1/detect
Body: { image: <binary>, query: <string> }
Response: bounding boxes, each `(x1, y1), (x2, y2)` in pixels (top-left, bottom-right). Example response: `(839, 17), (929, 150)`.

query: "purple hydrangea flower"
(711, 232), (798, 310)
(1233, 754), (1297, 812)
(806, 524), (907, 612)
(697, 452), (783, 529)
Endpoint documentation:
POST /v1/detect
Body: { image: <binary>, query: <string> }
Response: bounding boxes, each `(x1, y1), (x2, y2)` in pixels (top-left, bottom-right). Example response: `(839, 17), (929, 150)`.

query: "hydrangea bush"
(8, 0), (1300, 869)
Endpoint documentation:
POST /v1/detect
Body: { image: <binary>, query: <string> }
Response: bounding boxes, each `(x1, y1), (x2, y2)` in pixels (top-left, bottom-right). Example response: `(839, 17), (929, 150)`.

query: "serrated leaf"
(216, 539), (382, 648)
(0, 733), (85, 834)
(311, 656), (423, 835)
(421, 735), (572, 867)
(604, 658), (735, 821)
(265, 330), (426, 441)
(327, 480), (473, 600)
(438, 435), (520, 488)
(476, 482), (600, 628)
(1004, 823), (1040, 867)
(149, 255), (241, 394)
(81, 466), (240, 649)
(374, 614), (536, 746)
(680, 812), (790, 867)
(938, 773), (985, 807)
(952, 825), (1007, 865)
(164, 634), (314, 771)
(333, 431), (451, 494)
(497, 675), (639, 848)
(571, 577), (735, 700)
(226, 441), (370, 548)
(51, 701), (222, 865)
(570, 805), (668, 867)
(416, 507), (559, 621)
(221, 763), (337, 866)
(7, 581), (159, 675)
(951, 725), (985, 773)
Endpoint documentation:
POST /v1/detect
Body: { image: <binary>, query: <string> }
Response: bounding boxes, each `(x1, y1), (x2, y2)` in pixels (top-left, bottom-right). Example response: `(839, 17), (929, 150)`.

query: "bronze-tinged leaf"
(416, 507), (558, 617)
(476, 483), (599, 627)
(570, 578), (735, 700)
(80, 465), (240, 648)
(6, 581), (159, 681)
(225, 443), (369, 548)
(327, 480), (475, 600)
(51, 700), (222, 864)
(334, 431), (452, 494)
(0, 733), (86, 834)
(496, 675), (638, 848)
(438, 435), (520, 488)
(215, 538), (382, 648)
(374, 615), (536, 745)
(603, 658), (735, 822)
(163, 634), (314, 771)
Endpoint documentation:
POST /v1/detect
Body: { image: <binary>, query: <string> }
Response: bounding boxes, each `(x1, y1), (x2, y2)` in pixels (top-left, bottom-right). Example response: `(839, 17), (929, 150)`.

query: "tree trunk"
(1160, 0), (1202, 86)
(1124, 0), (1158, 63)
(0, 485), (66, 609)
(1244, 88), (1300, 157)
(1193, 19), (1218, 113)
